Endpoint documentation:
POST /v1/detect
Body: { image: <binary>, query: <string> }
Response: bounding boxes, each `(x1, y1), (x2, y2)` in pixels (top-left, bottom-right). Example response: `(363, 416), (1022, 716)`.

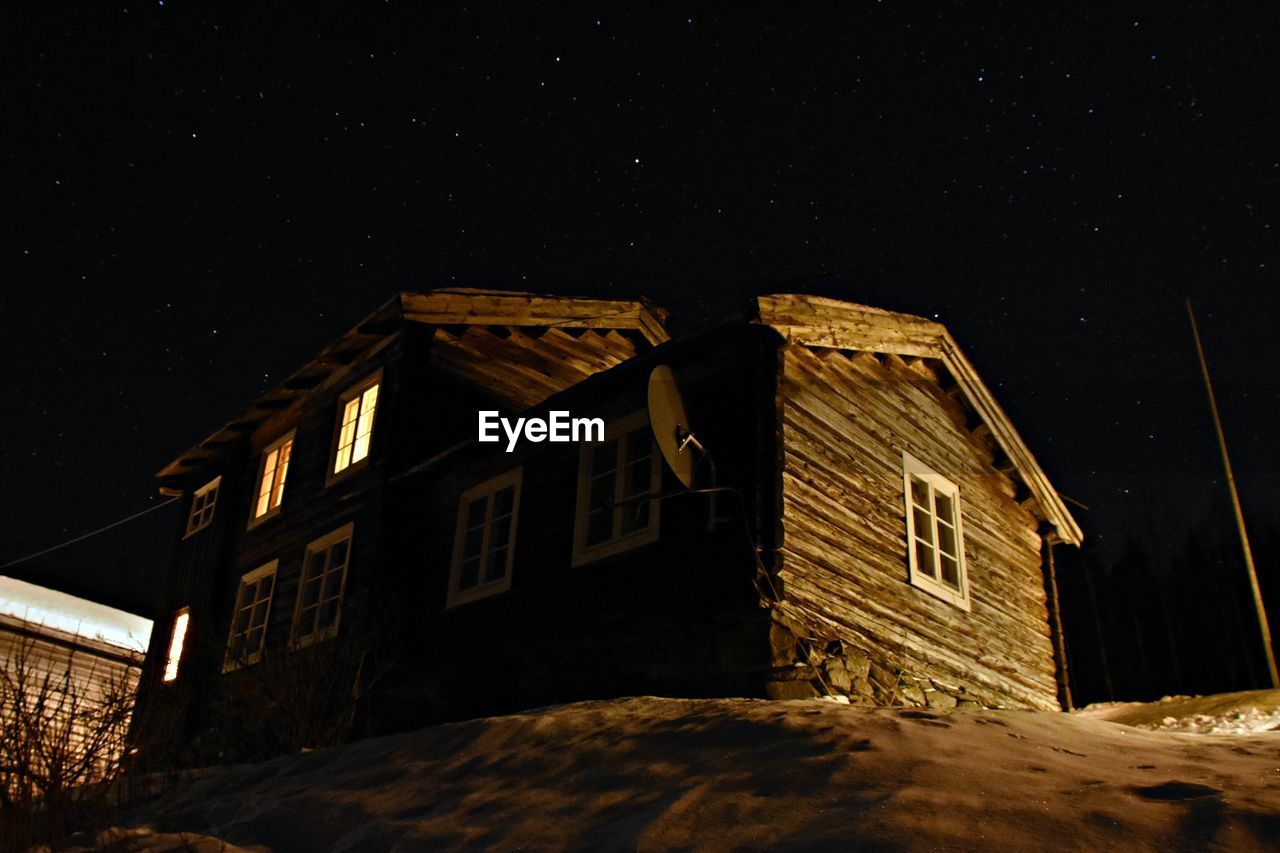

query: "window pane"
(459, 556), (481, 590)
(586, 507), (612, 546)
(624, 454), (652, 499)
(302, 574), (321, 607)
(488, 507), (512, 551)
(353, 417), (374, 463)
(934, 491), (955, 525)
(335, 398), (359, 472)
(270, 441), (292, 510)
(330, 538), (350, 569)
(620, 498), (650, 534)
(910, 476), (930, 508)
(936, 521), (957, 558)
(256, 449), (278, 517)
(163, 611), (189, 682)
(249, 599), (269, 630)
(915, 541), (936, 578)
(939, 554), (960, 588)
(466, 497), (487, 528)
(319, 599), (340, 630)
(913, 507), (934, 544)
(320, 566), (343, 601)
(352, 384), (379, 464)
(297, 604), (317, 635)
(484, 546), (508, 583)
(463, 524), (485, 562)
(589, 466), (616, 504)
(591, 439), (618, 476)
(491, 486), (514, 520)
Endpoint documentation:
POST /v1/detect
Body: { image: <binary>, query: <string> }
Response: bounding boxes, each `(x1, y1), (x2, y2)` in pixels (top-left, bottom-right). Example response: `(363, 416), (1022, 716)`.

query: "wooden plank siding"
(774, 343), (1059, 710)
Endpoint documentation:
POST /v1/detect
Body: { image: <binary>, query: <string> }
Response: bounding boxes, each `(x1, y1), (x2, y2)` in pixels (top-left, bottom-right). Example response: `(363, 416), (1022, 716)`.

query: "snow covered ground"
(79, 694), (1280, 851)
(1078, 688), (1280, 735)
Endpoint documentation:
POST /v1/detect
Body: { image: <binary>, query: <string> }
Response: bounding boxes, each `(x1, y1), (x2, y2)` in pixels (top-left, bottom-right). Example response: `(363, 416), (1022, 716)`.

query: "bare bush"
(0, 633), (140, 851)
(189, 607), (394, 765)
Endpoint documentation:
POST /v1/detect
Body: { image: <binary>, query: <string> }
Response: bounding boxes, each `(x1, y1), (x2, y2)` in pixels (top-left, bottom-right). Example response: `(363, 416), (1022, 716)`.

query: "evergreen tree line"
(1057, 509), (1280, 705)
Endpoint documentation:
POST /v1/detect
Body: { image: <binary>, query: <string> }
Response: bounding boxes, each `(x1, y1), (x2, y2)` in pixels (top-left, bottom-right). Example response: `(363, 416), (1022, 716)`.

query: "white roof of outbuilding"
(0, 576), (152, 653)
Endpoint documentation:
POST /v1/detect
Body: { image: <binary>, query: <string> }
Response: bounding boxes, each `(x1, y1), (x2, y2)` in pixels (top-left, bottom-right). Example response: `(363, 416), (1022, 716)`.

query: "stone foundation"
(759, 611), (991, 709)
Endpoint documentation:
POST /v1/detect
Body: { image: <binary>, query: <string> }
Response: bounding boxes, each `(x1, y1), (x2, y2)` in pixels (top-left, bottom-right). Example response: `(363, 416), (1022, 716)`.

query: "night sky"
(3, 3), (1277, 618)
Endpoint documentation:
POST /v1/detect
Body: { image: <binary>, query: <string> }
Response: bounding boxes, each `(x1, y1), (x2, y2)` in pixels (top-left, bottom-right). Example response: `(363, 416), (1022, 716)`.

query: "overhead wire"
(0, 497), (180, 572)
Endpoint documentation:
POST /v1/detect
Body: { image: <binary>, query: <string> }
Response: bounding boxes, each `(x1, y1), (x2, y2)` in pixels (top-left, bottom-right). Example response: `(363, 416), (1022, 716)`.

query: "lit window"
(250, 432), (294, 525)
(331, 373), (381, 478)
(224, 561), (277, 670)
(291, 523), (353, 647)
(184, 476), (221, 537)
(572, 411), (662, 566)
(448, 468), (522, 607)
(902, 452), (970, 610)
(162, 607), (190, 683)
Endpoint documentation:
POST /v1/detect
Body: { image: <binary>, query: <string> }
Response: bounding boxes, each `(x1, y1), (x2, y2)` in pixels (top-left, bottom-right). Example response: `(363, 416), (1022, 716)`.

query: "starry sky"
(3, 2), (1277, 617)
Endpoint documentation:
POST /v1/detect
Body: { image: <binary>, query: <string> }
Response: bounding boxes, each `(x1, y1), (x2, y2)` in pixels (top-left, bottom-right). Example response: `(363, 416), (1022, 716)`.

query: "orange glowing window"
(332, 373), (380, 477)
(162, 607), (190, 683)
(251, 432), (294, 523)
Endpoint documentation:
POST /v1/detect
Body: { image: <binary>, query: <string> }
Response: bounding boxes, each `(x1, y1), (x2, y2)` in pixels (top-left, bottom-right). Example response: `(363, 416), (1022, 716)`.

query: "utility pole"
(1186, 298), (1278, 688)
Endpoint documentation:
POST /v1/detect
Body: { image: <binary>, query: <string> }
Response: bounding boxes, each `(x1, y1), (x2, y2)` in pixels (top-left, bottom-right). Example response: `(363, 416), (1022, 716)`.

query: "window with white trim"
(903, 452), (970, 610)
(448, 468), (522, 607)
(250, 432), (294, 526)
(161, 607), (190, 683)
(330, 372), (381, 480)
(225, 561), (277, 670)
(572, 411), (662, 566)
(291, 523), (353, 647)
(185, 476), (221, 537)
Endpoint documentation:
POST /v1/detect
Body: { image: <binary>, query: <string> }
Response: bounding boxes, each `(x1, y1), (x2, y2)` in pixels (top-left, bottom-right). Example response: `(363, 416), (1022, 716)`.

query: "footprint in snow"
(1132, 781), (1222, 801)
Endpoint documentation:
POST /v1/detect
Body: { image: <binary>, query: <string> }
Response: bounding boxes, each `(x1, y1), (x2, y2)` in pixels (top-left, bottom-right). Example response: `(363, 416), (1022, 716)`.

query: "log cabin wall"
(773, 342), (1059, 710)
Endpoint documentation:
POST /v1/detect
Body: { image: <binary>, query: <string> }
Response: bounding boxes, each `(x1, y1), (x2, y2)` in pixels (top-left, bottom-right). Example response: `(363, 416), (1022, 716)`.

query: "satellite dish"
(647, 365), (699, 489)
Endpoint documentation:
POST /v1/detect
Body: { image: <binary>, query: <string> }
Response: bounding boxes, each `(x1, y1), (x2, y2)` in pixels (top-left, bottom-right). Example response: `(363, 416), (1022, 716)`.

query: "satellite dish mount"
(648, 365), (721, 531)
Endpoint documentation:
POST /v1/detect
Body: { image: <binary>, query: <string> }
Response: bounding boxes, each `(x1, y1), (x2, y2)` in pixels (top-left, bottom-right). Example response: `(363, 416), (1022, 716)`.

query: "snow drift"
(90, 696), (1280, 850)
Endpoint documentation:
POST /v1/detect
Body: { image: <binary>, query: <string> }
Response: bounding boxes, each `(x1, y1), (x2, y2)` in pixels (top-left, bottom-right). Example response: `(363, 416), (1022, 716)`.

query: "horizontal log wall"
(775, 343), (1058, 710)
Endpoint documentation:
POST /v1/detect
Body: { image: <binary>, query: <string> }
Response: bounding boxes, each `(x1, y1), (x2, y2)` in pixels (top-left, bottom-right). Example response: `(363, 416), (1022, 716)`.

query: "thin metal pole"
(1186, 298), (1278, 687)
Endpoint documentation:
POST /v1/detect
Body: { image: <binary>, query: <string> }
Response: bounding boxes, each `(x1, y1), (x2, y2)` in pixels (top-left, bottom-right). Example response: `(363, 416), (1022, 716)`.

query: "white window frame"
(572, 410), (662, 567)
(248, 431), (295, 529)
(161, 606), (190, 684)
(902, 452), (970, 611)
(327, 370), (382, 485)
(224, 561), (278, 672)
(290, 522), (354, 648)
(448, 467), (522, 608)
(184, 476), (221, 538)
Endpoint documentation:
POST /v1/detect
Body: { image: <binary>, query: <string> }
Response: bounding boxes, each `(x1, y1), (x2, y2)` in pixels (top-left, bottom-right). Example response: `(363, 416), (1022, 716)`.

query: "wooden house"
(130, 290), (1081, 766)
